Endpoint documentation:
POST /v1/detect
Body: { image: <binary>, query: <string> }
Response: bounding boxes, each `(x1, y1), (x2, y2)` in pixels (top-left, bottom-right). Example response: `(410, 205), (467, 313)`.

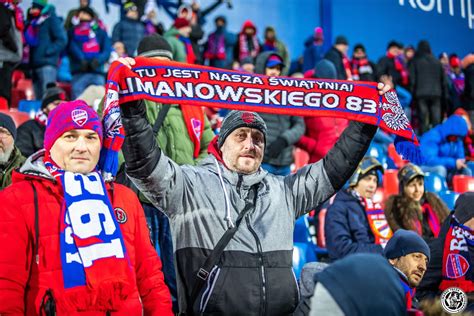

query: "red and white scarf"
(238, 33), (259, 61)
(387, 52), (409, 86)
(358, 194), (393, 247)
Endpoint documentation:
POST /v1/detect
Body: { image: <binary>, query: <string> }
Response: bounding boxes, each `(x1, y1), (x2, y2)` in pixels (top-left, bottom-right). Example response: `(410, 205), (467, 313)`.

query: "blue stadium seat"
(438, 190), (459, 210)
(18, 100), (41, 117)
(367, 143), (388, 169)
(293, 242), (317, 279)
(424, 172), (448, 193)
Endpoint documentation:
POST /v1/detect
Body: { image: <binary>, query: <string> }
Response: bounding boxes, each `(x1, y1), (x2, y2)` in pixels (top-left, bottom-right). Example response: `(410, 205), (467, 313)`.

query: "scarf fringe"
(394, 136), (423, 165)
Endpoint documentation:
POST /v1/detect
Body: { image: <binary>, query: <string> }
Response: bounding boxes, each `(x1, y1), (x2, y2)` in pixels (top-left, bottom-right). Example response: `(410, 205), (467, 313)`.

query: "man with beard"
(0, 112), (24, 189)
(384, 229), (431, 309)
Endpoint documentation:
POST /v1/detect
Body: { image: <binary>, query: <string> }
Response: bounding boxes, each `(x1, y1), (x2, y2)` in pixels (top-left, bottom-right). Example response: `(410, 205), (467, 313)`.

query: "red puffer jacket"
(0, 155), (172, 315)
(296, 116), (349, 163)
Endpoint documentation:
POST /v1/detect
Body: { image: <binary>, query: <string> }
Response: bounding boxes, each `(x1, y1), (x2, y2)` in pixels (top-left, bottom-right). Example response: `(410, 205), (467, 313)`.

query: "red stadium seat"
(11, 79), (35, 108)
(317, 208), (327, 248)
(452, 175), (474, 193)
(0, 109), (31, 127)
(11, 70), (25, 88)
(383, 169), (399, 196)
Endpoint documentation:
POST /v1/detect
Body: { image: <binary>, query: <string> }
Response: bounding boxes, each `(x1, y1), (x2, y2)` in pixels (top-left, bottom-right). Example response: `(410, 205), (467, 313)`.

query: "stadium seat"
(11, 79), (35, 108)
(387, 143), (407, 168)
(316, 208), (327, 248)
(11, 70), (25, 88)
(0, 109), (31, 127)
(368, 143), (388, 169)
(424, 172), (448, 193)
(18, 100), (41, 117)
(452, 175), (474, 193)
(383, 169), (399, 196)
(293, 148), (309, 172)
(293, 242), (317, 279)
(438, 190), (459, 210)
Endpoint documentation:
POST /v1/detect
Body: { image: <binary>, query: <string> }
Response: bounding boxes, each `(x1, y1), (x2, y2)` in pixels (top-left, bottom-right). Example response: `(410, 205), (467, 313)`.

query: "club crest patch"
(241, 112), (254, 123)
(114, 207), (128, 224)
(445, 253), (470, 279)
(71, 109), (88, 127)
(191, 118), (202, 140)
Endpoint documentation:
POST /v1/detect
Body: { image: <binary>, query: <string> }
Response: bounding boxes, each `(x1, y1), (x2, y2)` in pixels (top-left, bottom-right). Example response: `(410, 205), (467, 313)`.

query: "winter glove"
(90, 58), (100, 70)
(80, 60), (89, 72)
(266, 137), (288, 159)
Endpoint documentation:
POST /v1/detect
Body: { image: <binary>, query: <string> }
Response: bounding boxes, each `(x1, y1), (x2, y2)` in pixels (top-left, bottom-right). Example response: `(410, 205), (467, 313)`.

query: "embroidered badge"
(445, 253), (470, 279)
(191, 118), (202, 140)
(241, 112), (255, 123)
(71, 109), (88, 127)
(114, 207), (128, 224)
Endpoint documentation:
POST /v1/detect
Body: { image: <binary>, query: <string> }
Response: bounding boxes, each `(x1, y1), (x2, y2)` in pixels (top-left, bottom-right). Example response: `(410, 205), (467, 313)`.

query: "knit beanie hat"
(217, 110), (267, 148)
(137, 34), (173, 60)
(173, 17), (190, 29)
(453, 192), (474, 224)
(44, 100), (103, 151)
(33, 0), (48, 8)
(384, 229), (431, 261)
(42, 82), (67, 110)
(335, 35), (348, 45)
(0, 112), (17, 141)
(266, 54), (284, 68)
(314, 59), (337, 79)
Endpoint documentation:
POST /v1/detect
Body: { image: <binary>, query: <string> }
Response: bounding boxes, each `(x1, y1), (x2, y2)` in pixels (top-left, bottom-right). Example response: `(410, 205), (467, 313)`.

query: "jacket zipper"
(246, 215), (266, 316)
(236, 175), (243, 196)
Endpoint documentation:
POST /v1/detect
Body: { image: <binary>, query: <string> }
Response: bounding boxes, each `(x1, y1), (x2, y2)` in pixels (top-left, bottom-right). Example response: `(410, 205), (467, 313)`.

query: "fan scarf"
(1, 1), (24, 31)
(100, 58), (420, 180)
(73, 21), (100, 60)
(414, 201), (441, 238)
(178, 35), (196, 64)
(204, 32), (226, 61)
(440, 216), (474, 293)
(359, 196), (393, 247)
(398, 274), (415, 309)
(238, 33), (259, 61)
(24, 9), (49, 47)
(44, 153), (133, 309)
(387, 52), (409, 86)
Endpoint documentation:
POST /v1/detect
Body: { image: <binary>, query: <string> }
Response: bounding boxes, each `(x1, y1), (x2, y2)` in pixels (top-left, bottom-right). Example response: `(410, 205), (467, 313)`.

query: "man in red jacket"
(0, 100), (172, 315)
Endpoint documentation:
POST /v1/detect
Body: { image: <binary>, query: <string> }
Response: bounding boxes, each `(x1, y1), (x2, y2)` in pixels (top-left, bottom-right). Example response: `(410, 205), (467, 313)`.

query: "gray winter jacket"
(121, 99), (377, 315)
(255, 51), (305, 166)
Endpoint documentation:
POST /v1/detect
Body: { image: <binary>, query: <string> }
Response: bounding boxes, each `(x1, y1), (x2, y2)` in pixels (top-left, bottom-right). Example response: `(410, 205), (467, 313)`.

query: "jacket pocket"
(264, 267), (299, 315)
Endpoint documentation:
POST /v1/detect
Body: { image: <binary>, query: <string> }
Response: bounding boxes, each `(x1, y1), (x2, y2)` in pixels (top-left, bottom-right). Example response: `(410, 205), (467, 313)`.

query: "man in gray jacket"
(117, 56), (391, 316)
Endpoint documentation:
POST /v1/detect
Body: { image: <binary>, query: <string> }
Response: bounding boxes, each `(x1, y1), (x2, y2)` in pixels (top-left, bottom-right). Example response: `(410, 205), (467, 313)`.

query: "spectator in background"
(177, 4), (203, 64)
(325, 157), (391, 261)
(439, 52), (450, 74)
(204, 16), (235, 69)
(0, 0), (23, 109)
(453, 108), (474, 163)
(351, 43), (377, 82)
(0, 113), (24, 189)
(164, 17), (194, 63)
(324, 35), (351, 80)
(16, 82), (66, 157)
(416, 192), (473, 311)
(68, 6), (111, 99)
(384, 229), (431, 310)
(404, 45), (415, 65)
(234, 19), (260, 63)
(409, 40), (447, 134)
(384, 164), (449, 242)
(141, 0), (163, 36)
(420, 114), (471, 182)
(303, 27), (324, 73)
(377, 41), (412, 111)
(462, 53), (474, 124)
(297, 59), (348, 163)
(235, 56), (255, 72)
(24, 0), (67, 100)
(64, 0), (97, 31)
(112, 1), (144, 56)
(262, 26), (290, 75)
(255, 52), (305, 176)
(447, 54), (465, 112)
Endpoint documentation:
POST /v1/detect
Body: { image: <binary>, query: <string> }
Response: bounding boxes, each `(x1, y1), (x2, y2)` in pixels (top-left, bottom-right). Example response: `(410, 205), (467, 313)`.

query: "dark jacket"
(463, 57), (474, 111)
(68, 23), (112, 75)
(324, 47), (347, 80)
(111, 17), (145, 56)
(26, 5), (67, 69)
(409, 42), (446, 99)
(0, 5), (23, 63)
(303, 44), (324, 73)
(119, 98), (377, 315)
(376, 55), (408, 88)
(255, 51), (306, 166)
(384, 192), (450, 241)
(16, 119), (45, 158)
(420, 114), (468, 170)
(325, 189), (384, 261)
(0, 146), (25, 190)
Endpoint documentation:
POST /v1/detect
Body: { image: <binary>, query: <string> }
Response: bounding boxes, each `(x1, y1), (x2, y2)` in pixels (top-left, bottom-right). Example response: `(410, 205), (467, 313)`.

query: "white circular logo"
(441, 287), (467, 314)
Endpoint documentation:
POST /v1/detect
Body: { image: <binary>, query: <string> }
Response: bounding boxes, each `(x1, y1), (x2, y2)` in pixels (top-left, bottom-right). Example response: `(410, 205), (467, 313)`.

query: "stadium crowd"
(0, 0), (473, 315)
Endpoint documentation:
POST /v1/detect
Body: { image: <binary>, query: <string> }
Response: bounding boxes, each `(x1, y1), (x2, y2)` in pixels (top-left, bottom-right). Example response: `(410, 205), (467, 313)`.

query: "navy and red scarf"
(204, 32), (226, 61)
(387, 52), (409, 86)
(73, 21), (100, 60)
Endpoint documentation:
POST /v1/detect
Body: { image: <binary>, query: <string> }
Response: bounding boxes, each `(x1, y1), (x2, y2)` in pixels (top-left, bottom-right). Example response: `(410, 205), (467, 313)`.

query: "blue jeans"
(261, 163), (291, 176)
(142, 203), (178, 312)
(33, 65), (57, 100)
(72, 73), (105, 99)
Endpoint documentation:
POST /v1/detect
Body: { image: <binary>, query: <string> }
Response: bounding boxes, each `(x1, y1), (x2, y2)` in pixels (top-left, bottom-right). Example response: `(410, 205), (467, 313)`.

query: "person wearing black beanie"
(0, 112), (25, 189)
(16, 82), (67, 157)
(417, 192), (474, 312)
(385, 229), (430, 309)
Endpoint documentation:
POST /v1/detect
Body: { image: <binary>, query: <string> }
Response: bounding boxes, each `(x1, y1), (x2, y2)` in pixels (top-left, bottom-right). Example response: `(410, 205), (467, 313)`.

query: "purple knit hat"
(44, 100), (103, 151)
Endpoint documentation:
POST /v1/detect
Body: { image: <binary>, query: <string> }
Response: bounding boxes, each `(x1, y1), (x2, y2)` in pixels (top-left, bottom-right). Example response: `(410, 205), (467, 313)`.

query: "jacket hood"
(415, 40), (432, 57)
(255, 51), (284, 75)
(240, 20), (257, 34)
(438, 114), (468, 139)
(12, 149), (54, 183)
